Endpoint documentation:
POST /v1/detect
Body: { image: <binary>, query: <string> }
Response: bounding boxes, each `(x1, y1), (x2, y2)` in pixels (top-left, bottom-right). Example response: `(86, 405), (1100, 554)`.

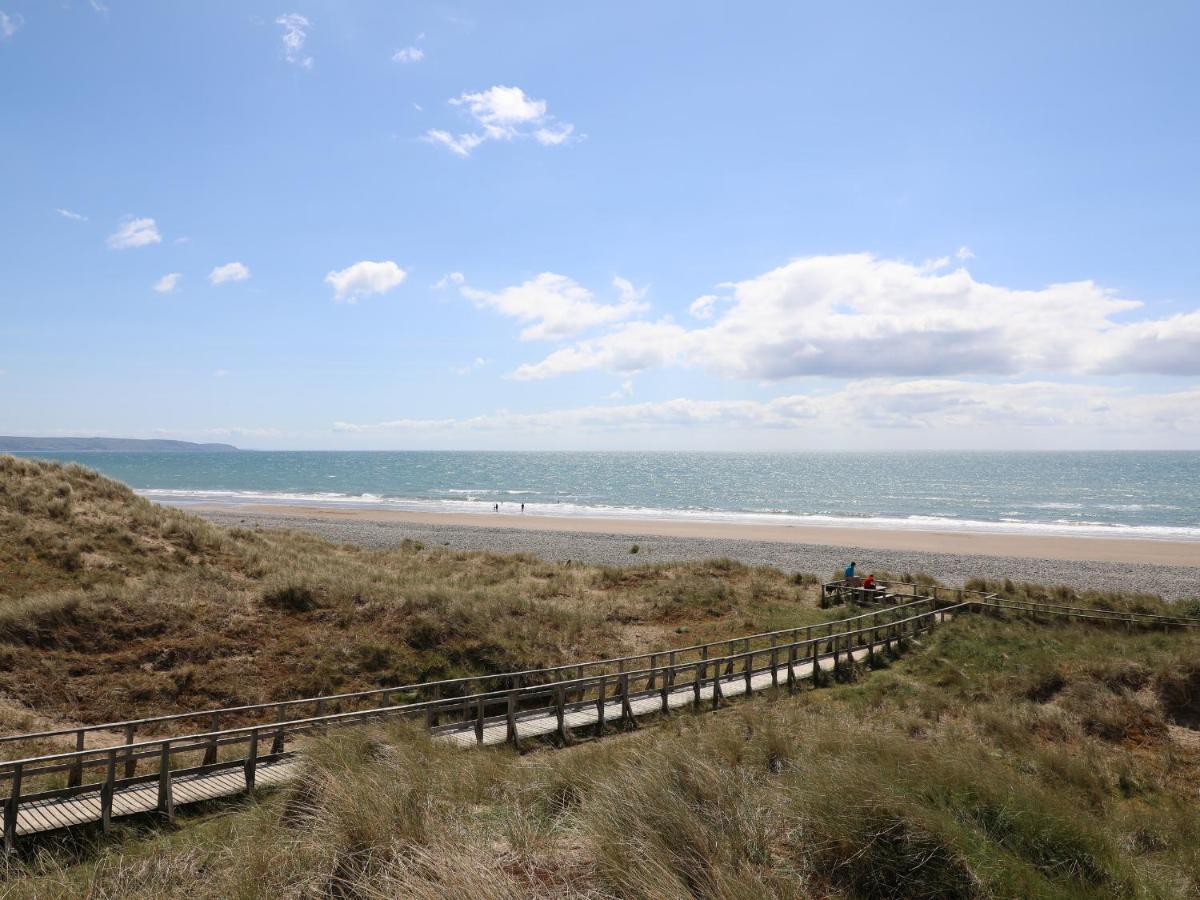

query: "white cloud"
(433, 271), (465, 290)
(507, 253), (1200, 380)
(392, 46), (424, 63)
(55, 208), (87, 222)
(424, 85), (575, 156)
(956, 245), (975, 261)
(332, 381), (1200, 437)
(106, 216), (161, 249)
(208, 262), (250, 285)
(452, 356), (489, 375)
(608, 379), (634, 400)
(461, 273), (648, 341)
(276, 13), (312, 68)
(0, 10), (22, 39)
(153, 273), (182, 294)
(89, 0), (109, 13)
(422, 129), (484, 157)
(689, 294), (718, 319)
(324, 260), (407, 303)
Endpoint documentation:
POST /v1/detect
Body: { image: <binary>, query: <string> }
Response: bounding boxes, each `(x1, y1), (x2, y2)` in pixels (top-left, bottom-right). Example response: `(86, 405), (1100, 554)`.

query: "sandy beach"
(191, 504), (1200, 599)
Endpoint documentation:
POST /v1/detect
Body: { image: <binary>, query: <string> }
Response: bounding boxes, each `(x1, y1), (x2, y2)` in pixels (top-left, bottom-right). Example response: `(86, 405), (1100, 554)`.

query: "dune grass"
(4, 456), (1200, 897)
(5, 612), (1200, 898)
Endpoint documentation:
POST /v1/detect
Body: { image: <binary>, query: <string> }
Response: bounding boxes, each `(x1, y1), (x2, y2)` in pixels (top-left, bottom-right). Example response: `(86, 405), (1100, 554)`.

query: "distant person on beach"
(862, 574), (875, 590)
(844, 561), (856, 580)
(520, 502), (525, 512)
(494, 503), (499, 512)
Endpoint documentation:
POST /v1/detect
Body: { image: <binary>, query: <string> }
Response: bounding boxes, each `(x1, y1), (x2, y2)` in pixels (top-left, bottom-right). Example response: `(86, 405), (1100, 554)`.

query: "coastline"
(188, 504), (1200, 599)
(195, 503), (1200, 567)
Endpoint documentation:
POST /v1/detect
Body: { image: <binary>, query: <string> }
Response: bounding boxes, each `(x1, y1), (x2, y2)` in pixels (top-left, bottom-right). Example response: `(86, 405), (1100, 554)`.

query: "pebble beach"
(196, 507), (1200, 600)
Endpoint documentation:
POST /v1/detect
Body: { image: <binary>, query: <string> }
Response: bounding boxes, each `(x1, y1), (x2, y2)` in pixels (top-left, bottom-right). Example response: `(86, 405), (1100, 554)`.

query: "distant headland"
(0, 436), (240, 453)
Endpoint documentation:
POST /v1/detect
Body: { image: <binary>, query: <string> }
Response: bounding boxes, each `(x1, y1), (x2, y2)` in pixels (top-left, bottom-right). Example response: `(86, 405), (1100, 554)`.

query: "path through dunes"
(3, 583), (1197, 847)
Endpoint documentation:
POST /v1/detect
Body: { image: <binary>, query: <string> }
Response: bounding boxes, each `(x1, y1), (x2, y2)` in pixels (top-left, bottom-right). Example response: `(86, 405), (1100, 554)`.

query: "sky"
(1, 0), (1198, 450)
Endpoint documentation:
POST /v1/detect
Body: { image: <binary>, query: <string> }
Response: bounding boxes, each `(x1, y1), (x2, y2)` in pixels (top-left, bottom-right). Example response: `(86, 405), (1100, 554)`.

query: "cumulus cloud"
(507, 253), (1200, 380)
(392, 46), (423, 63)
(276, 13), (312, 68)
(208, 262), (250, 285)
(152, 273), (182, 294)
(461, 273), (648, 341)
(433, 271), (465, 290)
(55, 208), (87, 222)
(324, 260), (407, 303)
(689, 294), (719, 319)
(107, 216), (161, 249)
(956, 245), (975, 261)
(424, 85), (575, 156)
(0, 10), (22, 39)
(333, 381), (1200, 436)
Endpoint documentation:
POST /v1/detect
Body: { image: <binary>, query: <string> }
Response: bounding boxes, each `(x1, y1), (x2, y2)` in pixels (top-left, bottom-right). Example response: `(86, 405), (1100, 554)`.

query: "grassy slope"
(6, 617), (1200, 898)
(4, 456), (1200, 897)
(0, 455), (836, 734)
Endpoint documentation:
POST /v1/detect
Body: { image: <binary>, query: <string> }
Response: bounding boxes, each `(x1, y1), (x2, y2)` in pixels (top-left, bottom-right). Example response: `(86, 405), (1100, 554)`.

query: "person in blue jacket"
(844, 561), (857, 580)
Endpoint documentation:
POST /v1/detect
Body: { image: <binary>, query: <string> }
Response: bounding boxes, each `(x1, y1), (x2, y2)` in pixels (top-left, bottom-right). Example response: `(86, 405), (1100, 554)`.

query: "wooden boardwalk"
(14, 760), (298, 837)
(2, 583), (1196, 847)
(433, 637), (891, 748)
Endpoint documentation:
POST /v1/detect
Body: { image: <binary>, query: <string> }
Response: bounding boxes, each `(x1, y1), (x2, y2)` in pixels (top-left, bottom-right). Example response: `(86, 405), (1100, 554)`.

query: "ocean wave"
(137, 488), (1200, 541)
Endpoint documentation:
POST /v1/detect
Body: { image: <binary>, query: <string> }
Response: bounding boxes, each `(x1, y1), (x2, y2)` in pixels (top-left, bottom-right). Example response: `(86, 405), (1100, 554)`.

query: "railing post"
(68, 729), (85, 787)
(203, 713), (219, 766)
(619, 673), (634, 725)
(786, 641), (797, 693)
(156, 742), (175, 823)
(660, 662), (671, 714)
(811, 637), (820, 687)
(427, 684), (441, 729)
(648, 654), (657, 691)
(101, 749), (116, 832)
(744, 650), (753, 695)
(506, 690), (518, 745)
(4, 763), (22, 853)
(244, 730), (259, 794)
(123, 724), (137, 778)
(272, 704), (286, 755)
(711, 661), (723, 710)
(475, 695), (485, 745)
(596, 674), (608, 732)
(554, 685), (567, 742)
(770, 640), (779, 688)
(693, 662), (703, 709)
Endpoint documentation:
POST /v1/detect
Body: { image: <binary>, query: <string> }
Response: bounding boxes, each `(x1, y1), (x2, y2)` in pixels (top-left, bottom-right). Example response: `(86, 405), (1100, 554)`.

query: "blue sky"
(2, 1), (1198, 449)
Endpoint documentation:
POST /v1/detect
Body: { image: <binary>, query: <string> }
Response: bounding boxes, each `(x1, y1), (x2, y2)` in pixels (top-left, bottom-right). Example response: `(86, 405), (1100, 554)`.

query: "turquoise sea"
(17, 450), (1200, 541)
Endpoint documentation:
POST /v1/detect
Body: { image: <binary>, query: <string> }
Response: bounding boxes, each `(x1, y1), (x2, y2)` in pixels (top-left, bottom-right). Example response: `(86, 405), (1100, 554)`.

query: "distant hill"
(0, 436), (239, 453)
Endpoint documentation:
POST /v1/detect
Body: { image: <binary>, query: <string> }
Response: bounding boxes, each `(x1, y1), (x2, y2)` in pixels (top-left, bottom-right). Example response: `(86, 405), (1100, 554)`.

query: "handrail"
(2, 576), (1194, 848)
(0, 596), (936, 748)
(0, 602), (956, 775)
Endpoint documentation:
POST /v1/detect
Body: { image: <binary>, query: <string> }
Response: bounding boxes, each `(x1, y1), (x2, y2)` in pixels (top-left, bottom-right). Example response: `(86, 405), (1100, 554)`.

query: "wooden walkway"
(433, 636), (892, 748)
(2, 583), (1196, 847)
(14, 760), (298, 837)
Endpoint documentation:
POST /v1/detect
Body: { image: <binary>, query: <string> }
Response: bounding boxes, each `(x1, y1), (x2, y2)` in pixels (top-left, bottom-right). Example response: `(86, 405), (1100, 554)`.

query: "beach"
(193, 504), (1200, 599)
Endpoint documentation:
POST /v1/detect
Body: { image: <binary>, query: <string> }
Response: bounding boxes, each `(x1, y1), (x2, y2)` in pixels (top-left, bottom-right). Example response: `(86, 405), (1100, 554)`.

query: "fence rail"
(2, 580), (1197, 849)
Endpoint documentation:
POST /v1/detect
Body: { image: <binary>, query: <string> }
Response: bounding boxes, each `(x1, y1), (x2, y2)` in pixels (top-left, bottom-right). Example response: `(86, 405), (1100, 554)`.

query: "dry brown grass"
(5, 615), (1200, 899)
(0, 457), (827, 730)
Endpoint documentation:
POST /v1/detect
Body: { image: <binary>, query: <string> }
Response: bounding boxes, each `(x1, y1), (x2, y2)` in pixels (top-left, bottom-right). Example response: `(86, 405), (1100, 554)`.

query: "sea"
(17, 450), (1200, 542)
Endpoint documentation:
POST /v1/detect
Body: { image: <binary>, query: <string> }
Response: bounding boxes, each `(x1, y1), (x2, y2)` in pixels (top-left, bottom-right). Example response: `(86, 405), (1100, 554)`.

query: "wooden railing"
(0, 596), (937, 764)
(1, 581), (1197, 849)
(0, 598), (950, 849)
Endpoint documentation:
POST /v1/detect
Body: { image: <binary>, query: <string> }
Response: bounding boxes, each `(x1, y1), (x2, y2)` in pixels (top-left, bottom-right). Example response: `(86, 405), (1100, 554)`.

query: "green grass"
(6, 613), (1200, 898)
(4, 456), (1200, 897)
